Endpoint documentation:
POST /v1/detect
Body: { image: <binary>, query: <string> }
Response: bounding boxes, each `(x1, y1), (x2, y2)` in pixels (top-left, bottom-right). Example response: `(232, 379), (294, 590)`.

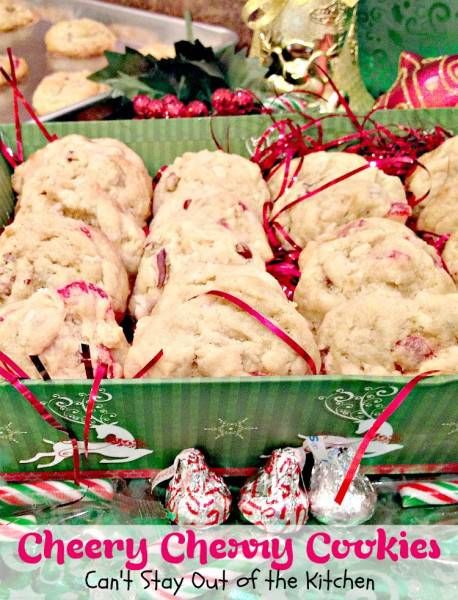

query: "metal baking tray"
(0, 0), (238, 123)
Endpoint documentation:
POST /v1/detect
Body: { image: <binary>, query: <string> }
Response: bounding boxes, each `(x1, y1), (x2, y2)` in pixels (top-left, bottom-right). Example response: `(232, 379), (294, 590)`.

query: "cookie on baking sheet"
(294, 217), (455, 328)
(153, 150), (271, 219)
(124, 264), (320, 378)
(0, 285), (128, 379)
(0, 0), (34, 32)
(318, 291), (458, 376)
(32, 70), (109, 116)
(13, 134), (152, 226)
(0, 214), (129, 316)
(129, 217), (270, 319)
(268, 152), (409, 247)
(0, 55), (28, 87)
(140, 43), (175, 59)
(408, 136), (458, 235)
(45, 18), (116, 58)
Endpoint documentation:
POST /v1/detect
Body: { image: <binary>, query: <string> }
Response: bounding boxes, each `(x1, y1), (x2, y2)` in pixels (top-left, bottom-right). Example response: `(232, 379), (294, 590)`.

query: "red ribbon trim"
(205, 290), (317, 374)
(83, 363), (107, 457)
(0, 351), (30, 379)
(334, 371), (438, 505)
(0, 365), (80, 484)
(7, 48), (23, 164)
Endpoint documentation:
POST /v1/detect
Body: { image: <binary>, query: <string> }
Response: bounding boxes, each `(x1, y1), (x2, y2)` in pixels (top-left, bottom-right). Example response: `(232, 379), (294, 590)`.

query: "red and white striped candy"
(0, 479), (114, 508)
(399, 480), (458, 507)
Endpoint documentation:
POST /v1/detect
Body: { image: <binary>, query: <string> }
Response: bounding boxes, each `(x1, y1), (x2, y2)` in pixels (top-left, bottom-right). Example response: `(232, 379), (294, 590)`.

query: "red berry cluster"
(133, 94), (209, 119)
(132, 88), (260, 120)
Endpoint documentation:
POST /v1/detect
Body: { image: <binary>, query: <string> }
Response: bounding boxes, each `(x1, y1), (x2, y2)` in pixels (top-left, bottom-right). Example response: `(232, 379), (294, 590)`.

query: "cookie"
(13, 134), (152, 226)
(45, 18), (116, 58)
(294, 217), (454, 328)
(0, 0), (34, 32)
(319, 291), (458, 375)
(442, 231), (458, 284)
(0, 55), (28, 88)
(124, 265), (320, 378)
(0, 214), (129, 316)
(268, 152), (409, 247)
(32, 71), (109, 116)
(129, 217), (270, 319)
(153, 150), (271, 219)
(408, 136), (458, 235)
(140, 43), (175, 59)
(0, 284), (128, 379)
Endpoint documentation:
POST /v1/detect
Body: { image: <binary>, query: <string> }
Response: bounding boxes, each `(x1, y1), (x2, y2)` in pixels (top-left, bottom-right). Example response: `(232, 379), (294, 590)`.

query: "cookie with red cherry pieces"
(129, 214), (271, 319)
(294, 217), (454, 329)
(124, 264), (320, 378)
(0, 213), (129, 316)
(45, 18), (116, 58)
(13, 134), (152, 226)
(153, 150), (270, 220)
(0, 284), (128, 379)
(268, 152), (409, 247)
(408, 136), (458, 235)
(0, 0), (34, 32)
(318, 291), (458, 376)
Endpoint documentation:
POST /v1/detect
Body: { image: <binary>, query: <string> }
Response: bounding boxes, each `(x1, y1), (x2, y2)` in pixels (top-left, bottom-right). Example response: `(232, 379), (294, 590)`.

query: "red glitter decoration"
(184, 100), (209, 118)
(211, 88), (235, 115)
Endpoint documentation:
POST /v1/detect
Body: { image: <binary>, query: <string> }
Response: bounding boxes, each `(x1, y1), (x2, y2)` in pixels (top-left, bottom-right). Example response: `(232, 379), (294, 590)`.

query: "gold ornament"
(243, 0), (372, 111)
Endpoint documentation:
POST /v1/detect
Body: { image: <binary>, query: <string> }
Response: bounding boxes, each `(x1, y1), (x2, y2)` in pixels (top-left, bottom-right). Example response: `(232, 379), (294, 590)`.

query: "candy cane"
(399, 481), (458, 507)
(0, 514), (36, 542)
(0, 479), (114, 508)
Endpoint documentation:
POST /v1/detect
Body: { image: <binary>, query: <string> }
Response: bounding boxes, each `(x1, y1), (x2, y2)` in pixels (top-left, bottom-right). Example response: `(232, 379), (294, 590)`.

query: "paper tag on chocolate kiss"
(150, 448), (196, 491)
(302, 436), (329, 462)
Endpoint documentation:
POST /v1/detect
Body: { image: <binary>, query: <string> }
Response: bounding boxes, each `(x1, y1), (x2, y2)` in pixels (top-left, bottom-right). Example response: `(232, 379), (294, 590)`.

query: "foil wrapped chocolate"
(238, 447), (309, 528)
(309, 447), (376, 525)
(165, 449), (232, 527)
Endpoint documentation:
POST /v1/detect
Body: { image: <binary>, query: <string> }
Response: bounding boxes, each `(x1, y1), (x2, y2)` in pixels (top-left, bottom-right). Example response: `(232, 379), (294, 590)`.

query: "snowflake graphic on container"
(204, 418), (258, 440)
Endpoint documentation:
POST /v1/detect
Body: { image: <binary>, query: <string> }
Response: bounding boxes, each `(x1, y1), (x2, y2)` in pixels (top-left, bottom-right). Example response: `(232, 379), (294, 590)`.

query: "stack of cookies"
(279, 143), (458, 376)
(124, 149), (321, 378)
(0, 134), (152, 379)
(2, 133), (457, 379)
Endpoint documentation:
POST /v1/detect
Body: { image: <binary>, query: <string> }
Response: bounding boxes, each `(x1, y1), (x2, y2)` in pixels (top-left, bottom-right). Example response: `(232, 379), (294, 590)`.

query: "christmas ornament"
(0, 480), (114, 512)
(233, 89), (256, 114)
(185, 100), (209, 118)
(399, 480), (458, 508)
(211, 88), (236, 115)
(309, 447), (376, 525)
(238, 447), (309, 528)
(242, 0), (372, 110)
(151, 449), (232, 527)
(376, 52), (458, 110)
(132, 94), (153, 118)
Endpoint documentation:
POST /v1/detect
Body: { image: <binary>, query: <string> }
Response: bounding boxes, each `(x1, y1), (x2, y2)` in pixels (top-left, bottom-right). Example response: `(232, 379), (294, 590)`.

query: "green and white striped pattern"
(0, 479), (114, 509)
(0, 514), (36, 542)
(399, 480), (458, 507)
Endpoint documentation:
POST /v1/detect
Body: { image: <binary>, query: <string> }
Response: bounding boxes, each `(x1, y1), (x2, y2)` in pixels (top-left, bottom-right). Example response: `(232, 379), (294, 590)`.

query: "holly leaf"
(218, 45), (269, 95)
(90, 41), (268, 105)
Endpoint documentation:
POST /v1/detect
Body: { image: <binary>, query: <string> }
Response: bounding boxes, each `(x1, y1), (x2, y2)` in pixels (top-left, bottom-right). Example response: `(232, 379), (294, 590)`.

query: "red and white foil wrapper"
(376, 51), (458, 109)
(238, 447), (309, 529)
(159, 449), (232, 527)
(309, 447), (376, 525)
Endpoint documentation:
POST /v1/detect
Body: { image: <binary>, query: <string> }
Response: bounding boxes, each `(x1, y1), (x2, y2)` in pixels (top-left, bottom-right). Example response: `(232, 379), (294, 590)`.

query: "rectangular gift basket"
(0, 108), (457, 481)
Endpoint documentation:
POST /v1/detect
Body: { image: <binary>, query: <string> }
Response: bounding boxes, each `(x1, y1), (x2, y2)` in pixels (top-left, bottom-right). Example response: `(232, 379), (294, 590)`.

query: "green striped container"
(0, 110), (457, 480)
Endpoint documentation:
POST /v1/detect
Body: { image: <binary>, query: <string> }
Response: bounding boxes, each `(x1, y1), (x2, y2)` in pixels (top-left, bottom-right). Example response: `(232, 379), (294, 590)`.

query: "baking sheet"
(0, 0), (238, 123)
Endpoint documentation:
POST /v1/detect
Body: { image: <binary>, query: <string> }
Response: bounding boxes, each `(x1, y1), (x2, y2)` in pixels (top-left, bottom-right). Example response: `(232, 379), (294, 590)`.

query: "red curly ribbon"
(0, 364), (80, 483)
(83, 362), (107, 457)
(334, 370), (438, 505)
(205, 290), (317, 374)
(133, 349), (164, 379)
